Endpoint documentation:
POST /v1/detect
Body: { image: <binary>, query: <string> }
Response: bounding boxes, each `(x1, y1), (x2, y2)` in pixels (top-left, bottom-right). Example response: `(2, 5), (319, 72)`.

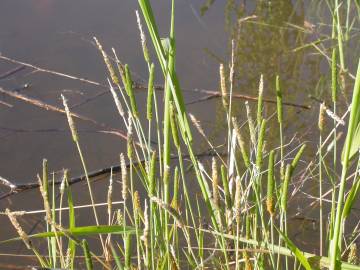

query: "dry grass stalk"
(189, 113), (206, 137)
(135, 10), (150, 63)
(140, 200), (149, 246)
(94, 37), (120, 85)
(5, 208), (31, 249)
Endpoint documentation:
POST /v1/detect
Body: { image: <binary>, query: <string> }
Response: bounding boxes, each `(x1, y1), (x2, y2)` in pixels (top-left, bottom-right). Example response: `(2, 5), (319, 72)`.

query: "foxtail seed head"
(6, 209), (31, 249)
(37, 175), (52, 224)
(212, 158), (220, 208)
(189, 113), (205, 137)
(170, 102), (180, 149)
(256, 119), (266, 170)
(94, 37), (119, 85)
(244, 252), (253, 270)
(107, 169), (113, 218)
(348, 243), (358, 264)
(281, 164), (291, 212)
(62, 94), (79, 142)
(232, 117), (250, 168)
(147, 63), (155, 121)
(108, 79), (125, 117)
(133, 191), (142, 217)
(59, 170), (66, 196)
(219, 64), (228, 109)
(318, 103), (326, 132)
(163, 165), (170, 185)
(124, 65), (139, 118)
(149, 151), (156, 196)
(120, 153), (128, 201)
(266, 150), (275, 216)
(245, 101), (256, 146)
(234, 176), (241, 224)
(135, 10), (150, 63)
(127, 118), (134, 160)
(141, 200), (149, 246)
(257, 74), (264, 126)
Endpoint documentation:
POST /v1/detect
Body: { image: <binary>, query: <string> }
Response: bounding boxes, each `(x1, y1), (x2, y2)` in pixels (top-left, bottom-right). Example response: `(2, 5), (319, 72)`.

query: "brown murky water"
(0, 0), (359, 267)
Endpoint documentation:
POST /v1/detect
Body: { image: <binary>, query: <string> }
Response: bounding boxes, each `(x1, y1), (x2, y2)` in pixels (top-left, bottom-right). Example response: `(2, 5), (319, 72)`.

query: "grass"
(2, 0), (360, 269)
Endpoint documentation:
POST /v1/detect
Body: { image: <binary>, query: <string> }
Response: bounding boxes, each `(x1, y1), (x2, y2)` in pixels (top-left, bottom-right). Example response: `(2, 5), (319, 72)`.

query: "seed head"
(219, 64), (228, 109)
(318, 103), (326, 132)
(234, 176), (241, 224)
(212, 158), (220, 209)
(133, 191), (142, 216)
(120, 153), (128, 201)
(107, 169), (113, 218)
(62, 94), (79, 142)
(108, 79), (125, 117)
(163, 165), (170, 185)
(189, 113), (205, 137)
(127, 118), (134, 160)
(348, 243), (358, 264)
(59, 171), (66, 196)
(135, 10), (150, 63)
(38, 175), (52, 224)
(94, 37), (119, 85)
(245, 101), (256, 146)
(6, 209), (31, 249)
(232, 117), (250, 168)
(140, 200), (149, 246)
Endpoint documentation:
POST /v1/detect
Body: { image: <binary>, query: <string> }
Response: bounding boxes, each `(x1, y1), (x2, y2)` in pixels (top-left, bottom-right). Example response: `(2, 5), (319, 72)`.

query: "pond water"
(0, 0), (359, 268)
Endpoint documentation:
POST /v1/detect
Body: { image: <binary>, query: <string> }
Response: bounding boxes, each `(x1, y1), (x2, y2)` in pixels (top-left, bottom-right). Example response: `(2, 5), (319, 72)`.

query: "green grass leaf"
(1, 225), (137, 244)
(277, 228), (313, 270)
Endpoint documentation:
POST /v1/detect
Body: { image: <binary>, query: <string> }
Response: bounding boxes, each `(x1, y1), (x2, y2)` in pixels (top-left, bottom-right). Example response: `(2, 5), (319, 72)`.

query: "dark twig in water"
(0, 86), (129, 141)
(0, 55), (310, 110)
(0, 150), (222, 200)
(186, 95), (217, 105)
(0, 127), (142, 142)
(0, 55), (103, 87)
(0, 65), (26, 80)
(188, 88), (311, 109)
(70, 89), (109, 109)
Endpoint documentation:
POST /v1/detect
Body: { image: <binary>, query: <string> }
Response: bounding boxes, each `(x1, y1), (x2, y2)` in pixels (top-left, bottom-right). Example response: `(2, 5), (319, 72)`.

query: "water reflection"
(200, 0), (359, 252)
(204, 1), (326, 152)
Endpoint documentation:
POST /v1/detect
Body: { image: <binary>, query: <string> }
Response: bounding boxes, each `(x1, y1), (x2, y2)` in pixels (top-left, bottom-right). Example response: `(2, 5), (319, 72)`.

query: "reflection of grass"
(2, 1), (360, 270)
(200, 0), (216, 16)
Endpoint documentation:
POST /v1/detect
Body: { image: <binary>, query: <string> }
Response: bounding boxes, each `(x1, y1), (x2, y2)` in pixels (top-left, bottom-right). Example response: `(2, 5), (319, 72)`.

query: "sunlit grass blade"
(137, 0), (192, 142)
(330, 59), (360, 270)
(277, 228), (312, 270)
(1, 225), (137, 243)
(209, 229), (360, 270)
(82, 239), (93, 270)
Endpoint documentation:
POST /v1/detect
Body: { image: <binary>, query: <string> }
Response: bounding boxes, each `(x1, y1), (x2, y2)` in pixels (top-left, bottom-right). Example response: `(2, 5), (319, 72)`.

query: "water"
(0, 0), (359, 267)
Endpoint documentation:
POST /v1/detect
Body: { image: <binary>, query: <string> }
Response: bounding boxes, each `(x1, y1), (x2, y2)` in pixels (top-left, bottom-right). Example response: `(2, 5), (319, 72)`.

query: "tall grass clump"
(2, 1), (360, 270)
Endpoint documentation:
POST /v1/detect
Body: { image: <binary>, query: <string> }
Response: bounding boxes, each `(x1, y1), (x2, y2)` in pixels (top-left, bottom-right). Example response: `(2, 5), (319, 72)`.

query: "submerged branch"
(0, 150), (221, 200)
(0, 55), (310, 110)
(0, 55), (103, 87)
(187, 89), (311, 109)
(0, 65), (26, 80)
(0, 86), (128, 141)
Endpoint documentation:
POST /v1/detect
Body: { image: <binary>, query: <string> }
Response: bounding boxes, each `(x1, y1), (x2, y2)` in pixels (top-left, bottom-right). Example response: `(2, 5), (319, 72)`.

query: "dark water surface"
(0, 0), (359, 267)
